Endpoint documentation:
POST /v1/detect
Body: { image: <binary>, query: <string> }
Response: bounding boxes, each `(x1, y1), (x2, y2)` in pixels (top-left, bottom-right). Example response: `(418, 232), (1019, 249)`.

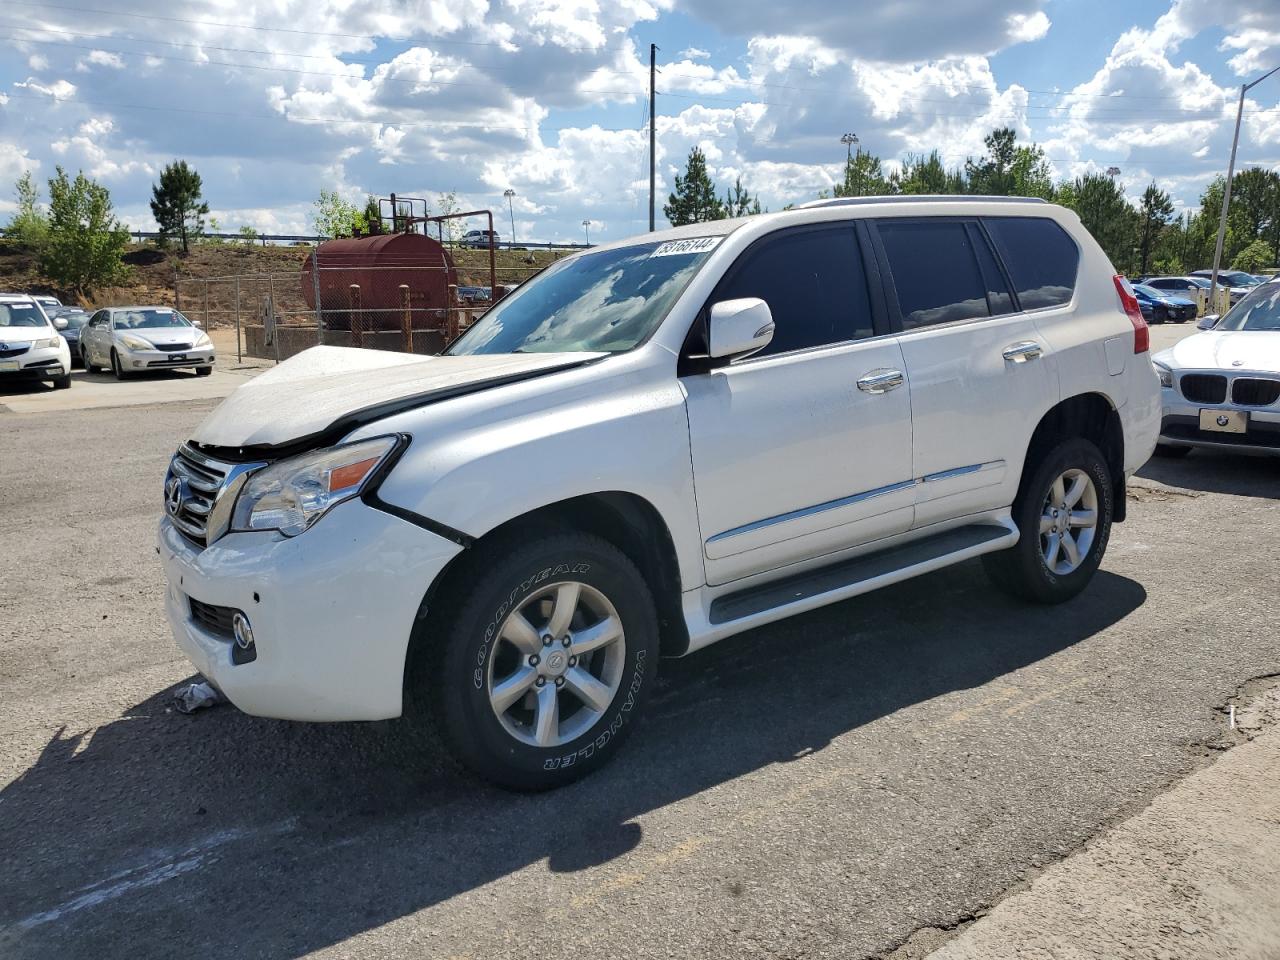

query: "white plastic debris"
(174, 680), (223, 714)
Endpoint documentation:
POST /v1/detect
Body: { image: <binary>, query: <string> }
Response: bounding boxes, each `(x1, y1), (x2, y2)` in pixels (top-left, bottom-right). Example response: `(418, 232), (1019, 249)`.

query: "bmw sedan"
(1132, 283), (1196, 323)
(80, 306), (215, 379)
(1152, 277), (1280, 456)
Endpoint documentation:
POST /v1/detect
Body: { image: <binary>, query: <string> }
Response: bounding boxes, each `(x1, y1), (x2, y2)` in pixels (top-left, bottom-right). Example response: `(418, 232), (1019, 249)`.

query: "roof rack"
(797, 195), (1049, 210)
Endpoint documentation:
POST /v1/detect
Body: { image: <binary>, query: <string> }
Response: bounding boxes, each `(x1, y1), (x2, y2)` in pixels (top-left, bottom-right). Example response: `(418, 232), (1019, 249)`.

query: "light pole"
(1209, 65), (1280, 310)
(1106, 166), (1121, 178)
(840, 132), (859, 162)
(582, 219), (591, 246)
(503, 188), (517, 246)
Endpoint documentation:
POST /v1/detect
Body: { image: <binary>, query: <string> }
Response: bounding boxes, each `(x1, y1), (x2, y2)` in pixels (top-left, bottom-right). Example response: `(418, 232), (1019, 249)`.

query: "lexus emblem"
(165, 474), (186, 516)
(1216, 414), (1231, 427)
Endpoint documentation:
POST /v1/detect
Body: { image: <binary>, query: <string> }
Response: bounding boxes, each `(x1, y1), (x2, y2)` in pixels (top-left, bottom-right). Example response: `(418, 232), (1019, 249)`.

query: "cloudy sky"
(1, 0), (1278, 244)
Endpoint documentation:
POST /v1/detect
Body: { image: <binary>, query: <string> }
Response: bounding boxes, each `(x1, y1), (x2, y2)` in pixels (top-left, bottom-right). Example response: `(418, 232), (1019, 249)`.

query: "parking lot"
(2, 322), (1278, 959)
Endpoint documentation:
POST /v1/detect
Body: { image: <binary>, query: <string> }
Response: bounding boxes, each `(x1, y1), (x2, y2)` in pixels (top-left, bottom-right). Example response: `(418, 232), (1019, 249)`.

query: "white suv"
(159, 197), (1160, 789)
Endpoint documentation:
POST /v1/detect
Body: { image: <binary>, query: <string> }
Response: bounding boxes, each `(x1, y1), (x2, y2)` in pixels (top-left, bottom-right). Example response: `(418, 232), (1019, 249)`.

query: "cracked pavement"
(2, 369), (1279, 959)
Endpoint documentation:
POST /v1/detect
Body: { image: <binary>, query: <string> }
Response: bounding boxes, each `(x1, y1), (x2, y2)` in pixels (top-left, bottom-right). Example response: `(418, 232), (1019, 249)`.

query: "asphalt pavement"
(2, 321), (1278, 959)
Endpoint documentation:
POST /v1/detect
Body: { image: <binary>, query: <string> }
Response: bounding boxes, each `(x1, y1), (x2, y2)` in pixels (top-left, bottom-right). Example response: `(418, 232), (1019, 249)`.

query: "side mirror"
(708, 298), (775, 360)
(53, 317), (69, 330)
(192, 319), (203, 328)
(1196, 314), (1219, 331)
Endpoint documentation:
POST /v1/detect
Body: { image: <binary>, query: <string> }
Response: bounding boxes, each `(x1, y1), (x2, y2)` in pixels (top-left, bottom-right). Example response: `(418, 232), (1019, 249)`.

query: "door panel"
(684, 338), (914, 584)
(872, 217), (1060, 528)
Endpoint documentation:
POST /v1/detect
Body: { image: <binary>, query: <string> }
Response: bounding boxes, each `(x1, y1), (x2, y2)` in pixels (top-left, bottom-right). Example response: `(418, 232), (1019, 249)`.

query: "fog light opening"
(232, 612), (255, 651)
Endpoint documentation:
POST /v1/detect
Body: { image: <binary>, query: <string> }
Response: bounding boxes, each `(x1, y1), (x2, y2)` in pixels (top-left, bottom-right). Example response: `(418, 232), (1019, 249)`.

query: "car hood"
(1153, 329), (1280, 372)
(1153, 294), (1195, 307)
(190, 345), (602, 450)
(0, 328), (54, 346)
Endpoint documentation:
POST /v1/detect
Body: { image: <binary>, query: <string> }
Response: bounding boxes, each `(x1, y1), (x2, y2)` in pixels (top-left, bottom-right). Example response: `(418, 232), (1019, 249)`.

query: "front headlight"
(119, 334), (152, 351)
(231, 436), (402, 537)
(193, 331), (212, 348)
(37, 336), (61, 349)
(1153, 362), (1173, 388)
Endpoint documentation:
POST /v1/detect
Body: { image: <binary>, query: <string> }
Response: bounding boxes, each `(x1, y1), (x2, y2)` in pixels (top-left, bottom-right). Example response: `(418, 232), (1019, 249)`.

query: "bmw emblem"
(1216, 414), (1231, 427)
(165, 474), (187, 516)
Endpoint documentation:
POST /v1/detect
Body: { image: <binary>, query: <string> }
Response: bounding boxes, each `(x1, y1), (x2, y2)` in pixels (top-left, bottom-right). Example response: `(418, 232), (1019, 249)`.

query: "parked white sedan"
(1153, 278), (1280, 456)
(80, 306), (215, 380)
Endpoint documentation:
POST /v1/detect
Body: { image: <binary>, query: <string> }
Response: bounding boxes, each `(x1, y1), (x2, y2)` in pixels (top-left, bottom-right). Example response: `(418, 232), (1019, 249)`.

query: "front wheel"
(84, 346), (100, 373)
(110, 349), (129, 380)
(984, 437), (1114, 604)
(195, 366), (212, 377)
(53, 373), (71, 390)
(421, 530), (659, 790)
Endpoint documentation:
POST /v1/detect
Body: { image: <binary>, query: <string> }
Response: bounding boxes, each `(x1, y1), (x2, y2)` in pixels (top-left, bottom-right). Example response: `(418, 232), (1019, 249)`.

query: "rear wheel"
(984, 437), (1114, 604)
(419, 530), (659, 790)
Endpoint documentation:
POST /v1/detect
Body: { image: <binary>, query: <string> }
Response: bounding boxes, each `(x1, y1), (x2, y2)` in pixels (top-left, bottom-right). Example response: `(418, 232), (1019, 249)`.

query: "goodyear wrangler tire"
(429, 531), (659, 790)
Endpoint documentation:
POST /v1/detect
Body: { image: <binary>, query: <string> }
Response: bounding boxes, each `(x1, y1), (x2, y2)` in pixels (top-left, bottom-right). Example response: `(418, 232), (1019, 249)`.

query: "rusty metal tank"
(300, 233), (458, 331)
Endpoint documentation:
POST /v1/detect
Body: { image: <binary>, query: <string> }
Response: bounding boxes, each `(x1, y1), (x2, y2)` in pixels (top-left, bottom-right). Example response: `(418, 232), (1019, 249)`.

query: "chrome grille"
(1179, 374), (1227, 404)
(1231, 377), (1280, 407)
(165, 445), (267, 549)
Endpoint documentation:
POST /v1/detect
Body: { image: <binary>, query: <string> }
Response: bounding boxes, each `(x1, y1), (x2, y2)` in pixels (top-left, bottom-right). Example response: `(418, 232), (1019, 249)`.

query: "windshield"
(1133, 284), (1159, 298)
(113, 308), (193, 329)
(0, 303), (48, 327)
(446, 238), (721, 355)
(1217, 282), (1280, 331)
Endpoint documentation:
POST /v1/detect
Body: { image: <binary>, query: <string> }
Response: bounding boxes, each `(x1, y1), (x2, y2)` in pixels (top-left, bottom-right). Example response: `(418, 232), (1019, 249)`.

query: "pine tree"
(1136, 182), (1174, 275)
(723, 176), (762, 217)
(149, 160), (208, 254)
(664, 147), (724, 226)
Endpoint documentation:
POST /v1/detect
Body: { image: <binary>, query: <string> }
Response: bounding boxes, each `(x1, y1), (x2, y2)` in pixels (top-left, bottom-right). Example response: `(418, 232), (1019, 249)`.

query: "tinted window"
(969, 224), (1014, 315)
(984, 217), (1079, 310)
(877, 220), (990, 330)
(715, 226), (873, 356)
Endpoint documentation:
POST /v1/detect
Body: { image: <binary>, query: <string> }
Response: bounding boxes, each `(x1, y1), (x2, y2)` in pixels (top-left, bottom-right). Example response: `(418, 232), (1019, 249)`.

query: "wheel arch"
(413, 491), (690, 665)
(1022, 392), (1127, 522)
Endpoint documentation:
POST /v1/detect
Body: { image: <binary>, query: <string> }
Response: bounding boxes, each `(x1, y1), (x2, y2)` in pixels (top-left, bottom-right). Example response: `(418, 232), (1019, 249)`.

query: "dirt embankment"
(0, 241), (561, 327)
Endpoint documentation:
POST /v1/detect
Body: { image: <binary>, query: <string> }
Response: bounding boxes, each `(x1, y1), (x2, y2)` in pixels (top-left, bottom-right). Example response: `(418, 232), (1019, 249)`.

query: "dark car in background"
(50, 307), (90, 366)
(1132, 283), (1196, 323)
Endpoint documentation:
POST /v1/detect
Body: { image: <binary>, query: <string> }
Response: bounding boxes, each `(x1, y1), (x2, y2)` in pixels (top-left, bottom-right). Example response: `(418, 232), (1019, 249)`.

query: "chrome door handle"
(857, 368), (905, 394)
(1002, 341), (1043, 363)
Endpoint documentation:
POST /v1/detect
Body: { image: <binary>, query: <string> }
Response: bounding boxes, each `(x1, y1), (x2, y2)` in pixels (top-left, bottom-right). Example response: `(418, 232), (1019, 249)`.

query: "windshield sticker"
(650, 236), (723, 258)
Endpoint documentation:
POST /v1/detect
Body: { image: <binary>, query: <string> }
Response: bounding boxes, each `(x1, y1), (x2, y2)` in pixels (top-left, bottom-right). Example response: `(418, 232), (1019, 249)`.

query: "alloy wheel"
(485, 580), (626, 748)
(1039, 468), (1098, 576)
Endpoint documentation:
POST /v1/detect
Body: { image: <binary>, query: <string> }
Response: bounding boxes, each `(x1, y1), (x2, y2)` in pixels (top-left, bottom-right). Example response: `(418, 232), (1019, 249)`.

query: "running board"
(708, 522), (1016, 625)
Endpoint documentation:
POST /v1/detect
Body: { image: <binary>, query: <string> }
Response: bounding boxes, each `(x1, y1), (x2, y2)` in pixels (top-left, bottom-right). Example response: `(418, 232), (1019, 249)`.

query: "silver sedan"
(80, 306), (215, 380)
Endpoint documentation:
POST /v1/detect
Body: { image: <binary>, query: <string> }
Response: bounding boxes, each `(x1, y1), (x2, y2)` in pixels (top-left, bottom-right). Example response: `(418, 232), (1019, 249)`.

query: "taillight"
(1114, 275), (1149, 353)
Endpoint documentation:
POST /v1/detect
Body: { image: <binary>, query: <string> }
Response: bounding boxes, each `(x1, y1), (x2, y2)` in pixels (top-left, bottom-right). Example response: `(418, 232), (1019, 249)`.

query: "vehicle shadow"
(1137, 448), (1280, 499)
(0, 564), (1146, 958)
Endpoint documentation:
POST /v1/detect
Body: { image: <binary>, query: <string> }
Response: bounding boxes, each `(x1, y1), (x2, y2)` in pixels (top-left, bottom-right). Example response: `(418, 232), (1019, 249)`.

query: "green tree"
(311, 190), (364, 239)
(2, 171), (50, 247)
(1233, 238), (1274, 273)
(664, 147), (724, 226)
(1227, 167), (1280, 263)
(1060, 173), (1137, 272)
(723, 176), (763, 216)
(149, 160), (208, 254)
(1136, 182), (1174, 275)
(834, 149), (889, 197)
(966, 128), (1053, 198)
(40, 166), (130, 296)
(891, 151), (966, 195)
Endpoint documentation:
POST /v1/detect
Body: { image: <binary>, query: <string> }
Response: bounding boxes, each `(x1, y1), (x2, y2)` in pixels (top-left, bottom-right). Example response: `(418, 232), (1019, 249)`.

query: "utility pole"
(649, 43), (657, 232)
(1210, 65), (1279, 311)
(503, 188), (517, 246)
(582, 219), (591, 246)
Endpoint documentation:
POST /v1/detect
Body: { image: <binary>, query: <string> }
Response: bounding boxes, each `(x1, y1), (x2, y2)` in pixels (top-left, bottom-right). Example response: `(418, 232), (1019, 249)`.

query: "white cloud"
(14, 77), (77, 98)
(681, 47), (711, 60)
(75, 50), (125, 72)
(27, 54), (47, 71)
(1007, 11), (1051, 43)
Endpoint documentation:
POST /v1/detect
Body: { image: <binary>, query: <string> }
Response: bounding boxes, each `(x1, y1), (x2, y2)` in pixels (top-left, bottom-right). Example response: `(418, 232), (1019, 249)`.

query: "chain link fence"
(175, 242), (569, 362)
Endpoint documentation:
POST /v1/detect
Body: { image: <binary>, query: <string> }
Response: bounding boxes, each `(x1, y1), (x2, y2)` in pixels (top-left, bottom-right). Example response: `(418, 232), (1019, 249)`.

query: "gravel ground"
(1, 393), (1278, 960)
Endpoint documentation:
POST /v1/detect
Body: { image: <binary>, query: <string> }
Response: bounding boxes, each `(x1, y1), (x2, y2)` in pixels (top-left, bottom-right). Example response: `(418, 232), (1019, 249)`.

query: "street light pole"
(503, 188), (517, 246)
(1209, 65), (1279, 310)
(582, 219), (591, 246)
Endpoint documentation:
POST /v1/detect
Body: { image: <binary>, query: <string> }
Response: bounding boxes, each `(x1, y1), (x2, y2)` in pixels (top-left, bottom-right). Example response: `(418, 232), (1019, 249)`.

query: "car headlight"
(37, 336), (61, 349)
(193, 331), (212, 348)
(119, 334), (152, 351)
(231, 436), (402, 537)
(1153, 362), (1173, 388)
